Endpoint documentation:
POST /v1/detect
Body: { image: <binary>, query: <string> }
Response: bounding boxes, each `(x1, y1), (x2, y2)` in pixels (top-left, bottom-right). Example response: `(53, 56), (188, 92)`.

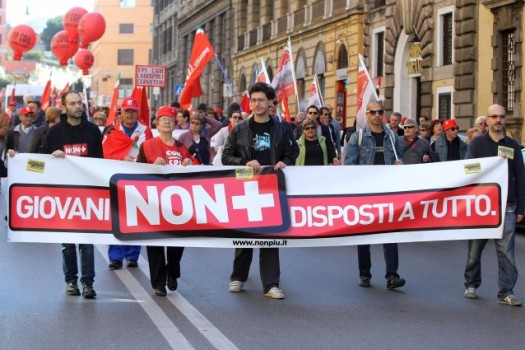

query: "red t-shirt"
(138, 137), (199, 165)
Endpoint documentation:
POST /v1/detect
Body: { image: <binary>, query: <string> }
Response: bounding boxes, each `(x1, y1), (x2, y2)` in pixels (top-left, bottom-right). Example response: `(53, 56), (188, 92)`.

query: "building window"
(373, 29), (385, 78)
(117, 49), (134, 65)
(369, 0), (386, 9)
(118, 78), (133, 99)
(502, 29), (515, 113)
(436, 86), (453, 121)
(119, 23), (134, 34)
(120, 0), (136, 7)
(438, 7), (454, 66)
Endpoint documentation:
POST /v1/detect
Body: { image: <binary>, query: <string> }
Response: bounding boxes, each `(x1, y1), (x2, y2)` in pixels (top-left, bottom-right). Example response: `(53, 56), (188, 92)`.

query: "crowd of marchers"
(0, 83), (522, 307)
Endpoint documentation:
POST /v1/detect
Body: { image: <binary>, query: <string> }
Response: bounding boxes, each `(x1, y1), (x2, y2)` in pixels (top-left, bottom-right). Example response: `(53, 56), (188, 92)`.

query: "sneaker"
(82, 283), (96, 299)
(498, 295), (522, 306)
(387, 276), (406, 290)
(155, 285), (167, 297)
(264, 287), (285, 299)
(126, 260), (138, 268)
(108, 260), (123, 270)
(167, 278), (178, 291)
(464, 287), (477, 299)
(359, 276), (371, 288)
(65, 282), (80, 296)
(228, 281), (244, 293)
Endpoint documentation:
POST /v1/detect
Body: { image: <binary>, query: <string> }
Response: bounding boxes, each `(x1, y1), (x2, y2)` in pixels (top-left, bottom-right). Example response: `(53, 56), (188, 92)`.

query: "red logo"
(63, 143), (88, 156)
(109, 169), (289, 240)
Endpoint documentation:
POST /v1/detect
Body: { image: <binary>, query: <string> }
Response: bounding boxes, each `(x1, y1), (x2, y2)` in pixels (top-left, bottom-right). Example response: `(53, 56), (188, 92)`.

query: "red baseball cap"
(214, 107), (223, 115)
(121, 97), (139, 111)
(157, 106), (175, 119)
(442, 119), (458, 131)
(19, 106), (33, 115)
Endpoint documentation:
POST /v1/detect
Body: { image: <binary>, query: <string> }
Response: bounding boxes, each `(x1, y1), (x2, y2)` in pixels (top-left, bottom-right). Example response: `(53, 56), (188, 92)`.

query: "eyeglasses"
(487, 114), (506, 119)
(367, 109), (384, 115)
(449, 127), (459, 131)
(321, 113), (330, 116)
(232, 115), (243, 120)
(420, 129), (428, 132)
(307, 111), (318, 115)
(250, 98), (268, 104)
(190, 121), (201, 125)
(404, 125), (415, 129)
(94, 118), (105, 121)
(477, 123), (487, 126)
(304, 126), (316, 131)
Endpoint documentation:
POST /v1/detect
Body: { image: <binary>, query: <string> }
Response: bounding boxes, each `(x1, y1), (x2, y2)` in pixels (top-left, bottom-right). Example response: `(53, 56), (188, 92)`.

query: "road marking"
(136, 254), (240, 350)
(96, 245), (194, 350)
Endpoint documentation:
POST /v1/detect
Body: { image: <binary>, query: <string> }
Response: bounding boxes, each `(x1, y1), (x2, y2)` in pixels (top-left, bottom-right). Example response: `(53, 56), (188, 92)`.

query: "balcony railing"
(294, 7), (305, 30)
(312, 1), (325, 21)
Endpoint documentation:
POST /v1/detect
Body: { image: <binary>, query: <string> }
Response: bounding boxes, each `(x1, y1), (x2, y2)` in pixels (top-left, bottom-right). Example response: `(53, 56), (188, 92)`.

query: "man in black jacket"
(44, 91), (103, 299)
(222, 82), (293, 299)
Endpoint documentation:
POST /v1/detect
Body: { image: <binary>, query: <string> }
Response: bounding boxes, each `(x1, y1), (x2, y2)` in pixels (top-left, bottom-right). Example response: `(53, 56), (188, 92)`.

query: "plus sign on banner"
(109, 168), (289, 239)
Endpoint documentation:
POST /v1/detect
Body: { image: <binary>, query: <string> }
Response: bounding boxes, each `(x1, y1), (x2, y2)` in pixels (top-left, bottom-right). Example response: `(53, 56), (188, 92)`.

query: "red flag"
(271, 42), (295, 102)
(256, 58), (271, 84)
(356, 54), (379, 130)
(240, 90), (251, 114)
(56, 82), (70, 107)
(106, 74), (120, 126)
(179, 28), (216, 109)
(40, 79), (52, 111)
(131, 86), (150, 126)
(9, 86), (16, 107)
(102, 129), (133, 160)
(281, 98), (291, 122)
(307, 77), (322, 108)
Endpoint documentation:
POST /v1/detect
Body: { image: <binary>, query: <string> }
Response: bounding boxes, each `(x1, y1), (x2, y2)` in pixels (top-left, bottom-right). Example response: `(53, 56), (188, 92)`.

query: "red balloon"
(63, 7), (88, 42)
(8, 25), (37, 60)
(78, 12), (106, 49)
(74, 49), (94, 75)
(68, 37), (79, 59)
(51, 31), (71, 66)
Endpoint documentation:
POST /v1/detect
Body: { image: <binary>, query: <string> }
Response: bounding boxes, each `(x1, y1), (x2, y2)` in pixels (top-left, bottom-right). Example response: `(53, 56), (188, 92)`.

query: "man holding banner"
(344, 100), (406, 290)
(44, 91), (103, 299)
(222, 82), (294, 299)
(463, 103), (525, 306)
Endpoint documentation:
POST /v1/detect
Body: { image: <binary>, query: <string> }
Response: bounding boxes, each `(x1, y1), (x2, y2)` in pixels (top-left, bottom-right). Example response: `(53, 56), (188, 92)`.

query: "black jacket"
(222, 116), (294, 166)
(44, 113), (103, 158)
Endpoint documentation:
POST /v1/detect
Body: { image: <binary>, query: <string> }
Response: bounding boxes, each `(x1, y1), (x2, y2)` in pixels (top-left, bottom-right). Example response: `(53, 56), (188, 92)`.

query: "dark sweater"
(44, 113), (103, 158)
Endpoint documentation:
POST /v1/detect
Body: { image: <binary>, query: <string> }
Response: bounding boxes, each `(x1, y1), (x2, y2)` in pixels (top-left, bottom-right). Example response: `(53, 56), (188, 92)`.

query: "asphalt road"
(1, 222), (524, 350)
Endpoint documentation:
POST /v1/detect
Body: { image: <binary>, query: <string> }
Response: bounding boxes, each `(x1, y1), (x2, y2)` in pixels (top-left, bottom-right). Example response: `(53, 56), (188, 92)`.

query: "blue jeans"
(464, 205), (518, 299)
(62, 244), (95, 285)
(108, 245), (141, 262)
(357, 243), (399, 279)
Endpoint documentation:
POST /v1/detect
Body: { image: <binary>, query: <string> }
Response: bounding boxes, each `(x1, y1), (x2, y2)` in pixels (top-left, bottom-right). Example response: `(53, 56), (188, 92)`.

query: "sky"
(6, 0), (94, 26)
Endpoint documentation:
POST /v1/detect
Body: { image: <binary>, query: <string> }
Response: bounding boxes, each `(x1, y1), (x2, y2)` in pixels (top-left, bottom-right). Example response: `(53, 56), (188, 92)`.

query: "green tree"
(40, 16), (64, 51)
(22, 51), (43, 62)
(0, 76), (13, 89)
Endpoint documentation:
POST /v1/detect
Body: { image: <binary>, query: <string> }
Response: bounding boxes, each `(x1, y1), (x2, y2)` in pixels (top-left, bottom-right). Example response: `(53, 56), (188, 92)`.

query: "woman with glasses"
(399, 119), (439, 164)
(178, 111), (222, 165)
(136, 106), (198, 297)
(295, 119), (338, 166)
(212, 103), (243, 165)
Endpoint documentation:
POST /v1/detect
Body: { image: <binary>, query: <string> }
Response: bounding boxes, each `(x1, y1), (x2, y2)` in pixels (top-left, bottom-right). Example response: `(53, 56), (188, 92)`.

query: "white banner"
(7, 154), (508, 247)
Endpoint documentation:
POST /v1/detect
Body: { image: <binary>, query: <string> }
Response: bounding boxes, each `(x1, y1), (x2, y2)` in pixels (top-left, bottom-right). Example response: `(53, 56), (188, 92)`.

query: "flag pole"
(214, 55), (239, 103)
(287, 37), (301, 113)
(315, 75), (324, 107)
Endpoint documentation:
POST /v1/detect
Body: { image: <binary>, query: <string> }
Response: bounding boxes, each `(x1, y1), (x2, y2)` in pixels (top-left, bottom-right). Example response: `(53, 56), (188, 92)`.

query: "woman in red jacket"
(136, 106), (198, 296)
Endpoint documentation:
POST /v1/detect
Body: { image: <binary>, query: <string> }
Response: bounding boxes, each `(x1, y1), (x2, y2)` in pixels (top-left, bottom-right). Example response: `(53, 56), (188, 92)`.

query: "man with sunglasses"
(431, 119), (467, 161)
(463, 104), (525, 306)
(344, 100), (406, 290)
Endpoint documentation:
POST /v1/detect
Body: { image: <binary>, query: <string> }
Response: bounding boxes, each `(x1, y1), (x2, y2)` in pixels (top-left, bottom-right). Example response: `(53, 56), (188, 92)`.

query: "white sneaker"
(228, 281), (244, 293)
(464, 287), (477, 299)
(264, 287), (285, 299)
